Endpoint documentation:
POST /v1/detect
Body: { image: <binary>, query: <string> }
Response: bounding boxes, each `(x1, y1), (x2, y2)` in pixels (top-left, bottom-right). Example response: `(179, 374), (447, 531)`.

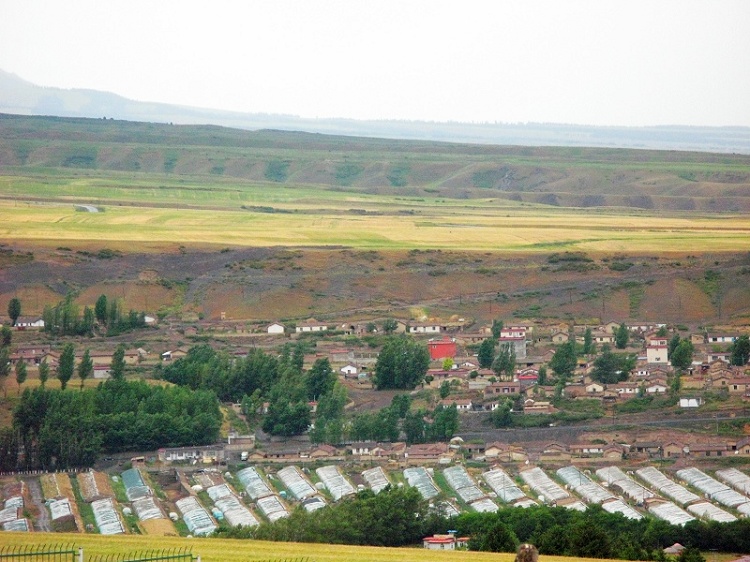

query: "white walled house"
(647, 345), (668, 364)
(267, 322), (285, 335)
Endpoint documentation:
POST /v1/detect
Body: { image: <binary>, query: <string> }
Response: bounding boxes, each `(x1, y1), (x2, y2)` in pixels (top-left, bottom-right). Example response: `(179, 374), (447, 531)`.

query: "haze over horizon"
(2, 0), (749, 129)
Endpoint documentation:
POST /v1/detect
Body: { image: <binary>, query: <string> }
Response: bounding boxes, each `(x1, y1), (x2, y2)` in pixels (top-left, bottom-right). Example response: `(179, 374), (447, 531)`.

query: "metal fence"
(0, 547), (200, 562)
(0, 545), (79, 562)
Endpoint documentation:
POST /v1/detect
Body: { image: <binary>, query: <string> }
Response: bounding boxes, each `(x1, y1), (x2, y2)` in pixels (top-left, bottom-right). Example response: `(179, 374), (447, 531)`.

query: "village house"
(663, 441), (687, 458)
(439, 398), (473, 411)
(423, 535), (469, 550)
(484, 381), (521, 398)
(523, 398), (554, 415)
(484, 442), (529, 462)
(707, 333), (738, 344)
(408, 322), (443, 334)
(295, 319), (328, 333)
(691, 333), (706, 345)
(680, 397), (704, 408)
(13, 316), (45, 329)
(688, 443), (728, 457)
(591, 330), (615, 344)
(646, 343), (669, 365)
(157, 445), (226, 464)
(539, 442), (571, 462)
(404, 442), (452, 464)
(428, 336), (457, 360)
(645, 382), (668, 394)
(267, 322), (285, 335)
(551, 332), (569, 344)
(9, 344), (50, 365)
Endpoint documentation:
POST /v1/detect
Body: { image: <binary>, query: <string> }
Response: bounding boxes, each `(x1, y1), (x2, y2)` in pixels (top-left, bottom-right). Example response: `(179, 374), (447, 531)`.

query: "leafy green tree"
(110, 344), (126, 380)
(473, 521), (519, 552)
(491, 319), (504, 338)
(671, 340), (694, 370)
(0, 326), (11, 347)
(492, 343), (516, 379)
(537, 365), (547, 385)
(477, 338), (496, 369)
(677, 547), (706, 562)
(403, 410), (426, 444)
(591, 346), (634, 384)
(38, 359), (49, 388)
(15, 358), (27, 389)
(583, 327), (594, 355)
(657, 325), (668, 337)
(57, 343), (75, 390)
(669, 333), (681, 357)
(569, 519), (611, 558)
(94, 294), (108, 325)
(305, 357), (335, 400)
(549, 341), (577, 380)
(0, 346), (10, 397)
(382, 318), (398, 334)
(391, 394), (411, 418)
(490, 398), (513, 428)
(439, 380), (451, 398)
(731, 335), (750, 366)
(615, 323), (630, 349)
(78, 349), (93, 389)
(428, 404), (459, 440)
(373, 336), (429, 390)
(7, 297), (21, 326)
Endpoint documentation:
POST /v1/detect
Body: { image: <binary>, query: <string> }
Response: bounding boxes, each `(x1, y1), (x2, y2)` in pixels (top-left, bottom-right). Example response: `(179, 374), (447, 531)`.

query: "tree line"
(1, 378), (221, 471)
(42, 293), (148, 337)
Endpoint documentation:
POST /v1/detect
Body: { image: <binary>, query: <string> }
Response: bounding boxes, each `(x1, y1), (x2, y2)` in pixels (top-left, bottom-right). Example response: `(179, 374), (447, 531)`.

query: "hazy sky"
(2, 0), (749, 126)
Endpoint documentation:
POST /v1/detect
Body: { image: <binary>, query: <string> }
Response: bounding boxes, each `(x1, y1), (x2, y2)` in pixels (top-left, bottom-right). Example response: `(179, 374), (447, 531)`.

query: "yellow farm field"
(0, 533), (616, 562)
(2, 200), (749, 253)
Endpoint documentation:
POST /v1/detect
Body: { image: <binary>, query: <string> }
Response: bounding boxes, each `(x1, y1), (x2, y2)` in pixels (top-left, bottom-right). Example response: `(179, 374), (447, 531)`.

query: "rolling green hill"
(2, 113), (750, 212)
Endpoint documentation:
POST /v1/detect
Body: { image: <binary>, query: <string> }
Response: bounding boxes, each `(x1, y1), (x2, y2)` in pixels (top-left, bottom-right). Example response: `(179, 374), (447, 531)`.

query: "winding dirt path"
(23, 477), (50, 532)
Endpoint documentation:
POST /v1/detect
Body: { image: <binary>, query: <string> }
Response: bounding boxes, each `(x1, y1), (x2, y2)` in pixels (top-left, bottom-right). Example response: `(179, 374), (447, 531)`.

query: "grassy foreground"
(0, 533), (595, 562)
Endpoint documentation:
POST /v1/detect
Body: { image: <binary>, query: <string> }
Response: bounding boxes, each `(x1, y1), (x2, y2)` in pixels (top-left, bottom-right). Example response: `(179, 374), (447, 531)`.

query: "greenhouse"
(256, 495), (289, 522)
(686, 501), (737, 523)
(635, 467), (699, 506)
(316, 465), (355, 501)
(132, 496), (164, 521)
(121, 468), (152, 501)
(519, 467), (570, 504)
(278, 466), (316, 500)
(469, 498), (499, 513)
(49, 498), (73, 520)
(600, 499), (643, 520)
(4, 496), (23, 510)
(91, 498), (125, 535)
(482, 468), (525, 503)
(556, 466), (615, 505)
(716, 468), (750, 495)
(676, 467), (750, 510)
(596, 466), (654, 503)
(175, 496), (216, 536)
(362, 466), (391, 494)
(301, 496), (327, 512)
(403, 467), (440, 500)
(2, 518), (29, 532)
(648, 501), (695, 526)
(236, 467), (274, 500)
(214, 495), (259, 527)
(443, 466), (485, 504)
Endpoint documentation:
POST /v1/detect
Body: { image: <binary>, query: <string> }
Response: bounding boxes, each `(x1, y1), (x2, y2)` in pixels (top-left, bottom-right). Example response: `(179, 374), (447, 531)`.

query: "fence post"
(195, 556), (201, 562)
(79, 546), (84, 562)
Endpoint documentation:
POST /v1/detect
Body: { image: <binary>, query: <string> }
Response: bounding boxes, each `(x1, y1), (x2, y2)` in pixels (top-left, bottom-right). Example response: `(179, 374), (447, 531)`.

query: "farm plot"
(0, 481), (29, 532)
(174, 496), (216, 536)
(635, 467), (700, 506)
(556, 466), (615, 505)
(78, 471), (115, 502)
(316, 465), (355, 502)
(91, 498), (125, 535)
(403, 467), (440, 500)
(206, 483), (259, 527)
(121, 468), (152, 501)
(482, 468), (528, 505)
(676, 467), (750, 515)
(277, 466), (317, 500)
(361, 467), (390, 494)
(596, 466), (654, 503)
(40, 473), (81, 532)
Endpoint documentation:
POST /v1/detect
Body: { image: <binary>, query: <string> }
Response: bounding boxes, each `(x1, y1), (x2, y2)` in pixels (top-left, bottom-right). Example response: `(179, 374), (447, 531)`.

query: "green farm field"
(0, 532), (716, 562)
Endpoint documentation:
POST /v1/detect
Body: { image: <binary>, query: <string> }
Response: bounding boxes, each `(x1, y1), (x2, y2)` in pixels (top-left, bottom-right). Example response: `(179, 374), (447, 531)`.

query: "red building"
(428, 336), (457, 360)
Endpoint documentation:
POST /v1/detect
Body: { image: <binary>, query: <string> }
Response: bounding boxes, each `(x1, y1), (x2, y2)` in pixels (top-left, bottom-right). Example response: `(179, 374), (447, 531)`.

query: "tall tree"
(15, 358), (27, 390)
(491, 319), (504, 339)
(110, 344), (126, 380)
(492, 343), (516, 379)
(373, 336), (429, 390)
(615, 323), (629, 349)
(305, 357), (336, 400)
(7, 297), (21, 326)
(668, 333), (681, 357)
(591, 346), (634, 384)
(0, 346), (10, 397)
(382, 318), (398, 334)
(57, 343), (75, 390)
(477, 338), (496, 369)
(94, 294), (108, 325)
(731, 335), (750, 366)
(549, 341), (577, 380)
(671, 340), (694, 370)
(38, 359), (49, 388)
(78, 349), (93, 389)
(582, 327), (594, 355)
(0, 326), (11, 348)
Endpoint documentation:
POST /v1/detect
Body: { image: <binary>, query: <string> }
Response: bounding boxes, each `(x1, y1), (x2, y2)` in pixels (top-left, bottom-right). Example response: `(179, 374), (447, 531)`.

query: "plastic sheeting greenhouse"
(482, 468), (526, 504)
(519, 467), (570, 504)
(316, 465), (355, 501)
(256, 495), (289, 522)
(236, 467), (274, 500)
(676, 467), (750, 510)
(175, 496), (216, 536)
(362, 467), (390, 494)
(635, 467), (699, 506)
(91, 498), (125, 535)
(132, 496), (164, 521)
(403, 467), (440, 500)
(121, 468), (152, 501)
(596, 466), (654, 503)
(278, 466), (316, 500)
(443, 466), (486, 504)
(556, 466), (615, 505)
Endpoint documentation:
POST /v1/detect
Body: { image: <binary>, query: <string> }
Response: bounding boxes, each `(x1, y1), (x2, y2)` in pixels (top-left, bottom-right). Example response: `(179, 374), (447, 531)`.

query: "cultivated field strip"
(0, 482), (29, 532)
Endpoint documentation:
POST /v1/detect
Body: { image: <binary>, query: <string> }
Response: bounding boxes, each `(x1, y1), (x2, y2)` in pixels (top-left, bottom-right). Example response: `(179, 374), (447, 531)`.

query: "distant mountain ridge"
(1, 68), (750, 154)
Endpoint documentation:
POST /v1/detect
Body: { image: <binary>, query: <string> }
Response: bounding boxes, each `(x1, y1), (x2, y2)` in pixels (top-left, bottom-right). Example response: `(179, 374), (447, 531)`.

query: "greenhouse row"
(361, 466), (390, 494)
(403, 467), (440, 500)
(277, 466), (316, 500)
(91, 497), (125, 535)
(175, 495), (216, 536)
(316, 465), (355, 501)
